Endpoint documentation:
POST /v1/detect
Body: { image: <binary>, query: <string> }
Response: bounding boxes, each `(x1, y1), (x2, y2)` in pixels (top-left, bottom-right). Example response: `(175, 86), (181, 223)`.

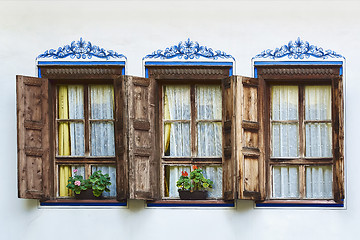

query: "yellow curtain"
(58, 86), (72, 197)
(164, 91), (171, 152)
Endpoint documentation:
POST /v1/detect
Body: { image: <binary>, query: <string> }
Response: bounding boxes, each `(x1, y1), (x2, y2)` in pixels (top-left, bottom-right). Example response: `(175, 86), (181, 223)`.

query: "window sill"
(255, 199), (344, 208)
(146, 199), (235, 208)
(40, 199), (127, 207)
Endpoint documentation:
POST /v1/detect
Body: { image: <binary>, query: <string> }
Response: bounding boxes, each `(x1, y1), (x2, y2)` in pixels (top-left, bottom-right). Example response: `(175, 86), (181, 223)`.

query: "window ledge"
(255, 199), (344, 208)
(40, 199), (127, 207)
(146, 200), (235, 208)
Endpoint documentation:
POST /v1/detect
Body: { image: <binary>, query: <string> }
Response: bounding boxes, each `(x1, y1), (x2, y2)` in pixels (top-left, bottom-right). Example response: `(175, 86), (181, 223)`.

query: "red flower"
(192, 165), (198, 170)
(181, 171), (188, 177)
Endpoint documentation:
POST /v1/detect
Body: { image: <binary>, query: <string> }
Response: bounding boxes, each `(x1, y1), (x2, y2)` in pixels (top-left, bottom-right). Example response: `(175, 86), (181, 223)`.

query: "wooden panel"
(127, 76), (160, 200)
(17, 75), (51, 199)
(243, 130), (259, 149)
(242, 86), (258, 122)
(244, 157), (259, 192)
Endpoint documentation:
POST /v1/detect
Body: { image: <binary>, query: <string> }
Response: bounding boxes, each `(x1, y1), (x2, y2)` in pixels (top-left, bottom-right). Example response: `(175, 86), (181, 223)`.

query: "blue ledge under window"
(40, 200), (127, 207)
(255, 200), (344, 208)
(147, 200), (235, 208)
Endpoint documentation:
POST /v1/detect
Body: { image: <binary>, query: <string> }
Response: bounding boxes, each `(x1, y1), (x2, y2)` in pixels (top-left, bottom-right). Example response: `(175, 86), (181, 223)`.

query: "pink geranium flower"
(73, 169), (78, 173)
(74, 181), (81, 186)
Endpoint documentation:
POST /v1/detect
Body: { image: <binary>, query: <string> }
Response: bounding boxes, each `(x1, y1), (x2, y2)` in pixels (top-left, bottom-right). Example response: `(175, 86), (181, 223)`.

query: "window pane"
(197, 122), (222, 156)
(306, 166), (333, 199)
(305, 86), (331, 120)
(58, 165), (85, 197)
(58, 85), (84, 156)
(196, 85), (222, 120)
(90, 85), (114, 120)
(202, 166), (222, 199)
(271, 86), (298, 121)
(91, 122), (115, 156)
(92, 165), (116, 197)
(272, 166), (299, 198)
(165, 166), (191, 198)
(305, 123), (332, 157)
(164, 122), (191, 156)
(272, 123), (299, 157)
(164, 85), (191, 120)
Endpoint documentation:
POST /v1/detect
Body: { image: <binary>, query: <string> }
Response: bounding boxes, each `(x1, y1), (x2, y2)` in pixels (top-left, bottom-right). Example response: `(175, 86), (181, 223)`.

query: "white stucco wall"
(1, 1), (360, 239)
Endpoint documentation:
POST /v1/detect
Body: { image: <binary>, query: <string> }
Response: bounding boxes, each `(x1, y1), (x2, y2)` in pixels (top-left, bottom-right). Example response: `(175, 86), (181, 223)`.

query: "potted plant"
(66, 169), (111, 199)
(176, 166), (213, 200)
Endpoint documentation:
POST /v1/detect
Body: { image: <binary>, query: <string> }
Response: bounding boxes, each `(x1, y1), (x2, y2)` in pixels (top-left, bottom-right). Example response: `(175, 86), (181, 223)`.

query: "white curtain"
(202, 166), (222, 198)
(165, 85), (191, 156)
(168, 166), (191, 198)
(272, 166), (299, 198)
(71, 165), (85, 178)
(92, 165), (116, 197)
(305, 86), (332, 157)
(306, 166), (332, 199)
(196, 85), (222, 157)
(68, 86), (85, 156)
(90, 85), (115, 156)
(271, 86), (299, 157)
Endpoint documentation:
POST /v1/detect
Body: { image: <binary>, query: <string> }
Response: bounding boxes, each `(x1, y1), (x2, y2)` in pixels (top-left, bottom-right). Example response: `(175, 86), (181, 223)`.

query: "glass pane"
(305, 123), (332, 157)
(202, 166), (222, 199)
(197, 122), (222, 157)
(164, 122), (191, 156)
(271, 86), (298, 121)
(91, 122), (115, 156)
(58, 85), (84, 120)
(58, 165), (85, 197)
(92, 165), (116, 197)
(58, 122), (85, 156)
(305, 86), (331, 120)
(196, 85), (222, 120)
(164, 85), (191, 120)
(165, 166), (191, 198)
(272, 123), (299, 157)
(272, 166), (299, 198)
(90, 85), (114, 120)
(306, 166), (333, 199)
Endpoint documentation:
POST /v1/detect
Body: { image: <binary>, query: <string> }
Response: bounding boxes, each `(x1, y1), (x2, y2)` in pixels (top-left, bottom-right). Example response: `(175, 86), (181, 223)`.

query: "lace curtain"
(271, 86), (299, 157)
(196, 85), (222, 157)
(272, 166), (299, 198)
(306, 166), (332, 199)
(90, 85), (115, 156)
(305, 86), (332, 157)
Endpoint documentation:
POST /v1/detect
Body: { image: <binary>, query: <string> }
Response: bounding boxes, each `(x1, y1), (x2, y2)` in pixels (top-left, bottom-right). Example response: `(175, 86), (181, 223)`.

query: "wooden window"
(161, 84), (223, 199)
(17, 66), (128, 201)
(257, 65), (344, 203)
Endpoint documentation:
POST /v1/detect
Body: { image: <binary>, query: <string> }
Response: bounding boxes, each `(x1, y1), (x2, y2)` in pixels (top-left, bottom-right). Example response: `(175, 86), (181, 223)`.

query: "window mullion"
(190, 85), (196, 159)
(299, 85), (305, 159)
(84, 84), (90, 157)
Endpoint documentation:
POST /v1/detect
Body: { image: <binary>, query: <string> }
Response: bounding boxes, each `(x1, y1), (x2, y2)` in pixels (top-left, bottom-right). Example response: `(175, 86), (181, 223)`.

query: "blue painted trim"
(254, 61), (343, 66)
(122, 67), (125, 75)
(38, 61), (126, 66)
(145, 61), (233, 66)
(256, 202), (344, 208)
(340, 67), (343, 76)
(254, 67), (258, 78)
(145, 68), (149, 78)
(38, 67), (41, 78)
(40, 201), (127, 207)
(147, 202), (235, 208)
(229, 67), (233, 76)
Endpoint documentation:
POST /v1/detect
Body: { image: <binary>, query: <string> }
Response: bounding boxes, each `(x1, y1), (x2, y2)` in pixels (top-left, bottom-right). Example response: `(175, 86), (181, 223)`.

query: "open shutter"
(333, 76), (344, 202)
(126, 76), (160, 200)
(17, 75), (51, 199)
(114, 76), (128, 200)
(238, 76), (265, 200)
(222, 76), (238, 200)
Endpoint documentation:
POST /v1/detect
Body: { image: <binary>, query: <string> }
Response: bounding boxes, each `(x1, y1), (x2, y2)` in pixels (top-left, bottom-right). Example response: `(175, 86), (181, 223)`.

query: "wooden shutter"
(126, 76), (160, 200)
(238, 76), (265, 200)
(222, 76), (238, 200)
(114, 76), (128, 200)
(17, 75), (51, 199)
(333, 75), (344, 202)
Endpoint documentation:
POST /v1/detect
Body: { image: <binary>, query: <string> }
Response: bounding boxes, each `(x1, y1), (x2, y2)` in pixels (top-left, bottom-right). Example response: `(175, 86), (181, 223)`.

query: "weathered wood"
(238, 76), (265, 200)
(127, 76), (160, 200)
(222, 76), (238, 200)
(17, 75), (51, 199)
(333, 76), (345, 202)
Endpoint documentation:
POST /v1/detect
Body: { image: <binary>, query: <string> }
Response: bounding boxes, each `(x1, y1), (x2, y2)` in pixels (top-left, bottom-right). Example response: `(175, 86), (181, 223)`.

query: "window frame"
(38, 63), (126, 201)
(145, 62), (234, 203)
(254, 62), (344, 206)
